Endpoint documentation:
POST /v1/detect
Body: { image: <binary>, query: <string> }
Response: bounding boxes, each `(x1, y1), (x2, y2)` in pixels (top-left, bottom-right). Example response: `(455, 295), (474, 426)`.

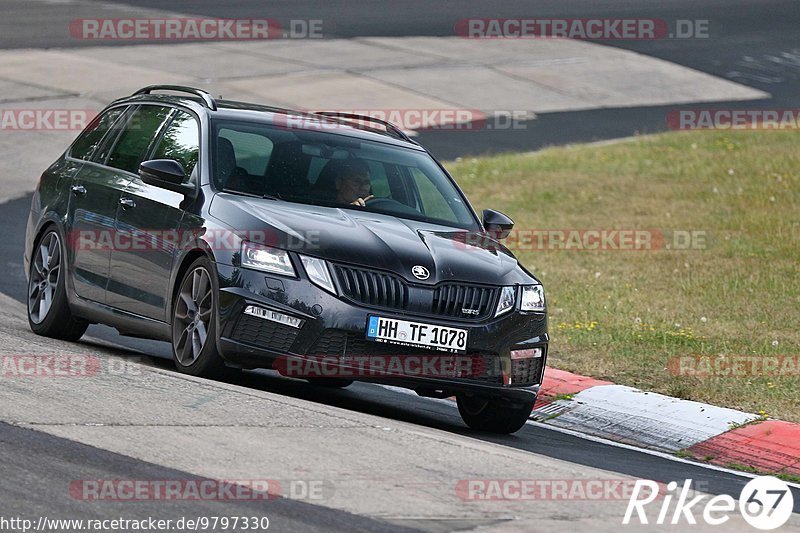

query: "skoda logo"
(411, 265), (430, 280)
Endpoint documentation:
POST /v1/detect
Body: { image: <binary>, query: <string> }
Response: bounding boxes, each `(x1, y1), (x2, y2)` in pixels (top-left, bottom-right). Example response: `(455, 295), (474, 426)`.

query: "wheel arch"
(168, 248), (216, 317)
(27, 215), (67, 277)
(27, 216), (70, 291)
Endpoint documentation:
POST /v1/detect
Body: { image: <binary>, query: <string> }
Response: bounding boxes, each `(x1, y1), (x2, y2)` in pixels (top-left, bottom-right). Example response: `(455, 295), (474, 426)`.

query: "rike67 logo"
(624, 476), (794, 530)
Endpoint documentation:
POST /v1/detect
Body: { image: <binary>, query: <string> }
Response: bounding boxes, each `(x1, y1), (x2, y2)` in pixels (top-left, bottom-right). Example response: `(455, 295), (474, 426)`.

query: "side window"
(152, 111), (200, 176)
(69, 107), (125, 161)
(219, 129), (273, 176)
(106, 105), (171, 174)
(366, 161), (390, 197)
(410, 167), (459, 223)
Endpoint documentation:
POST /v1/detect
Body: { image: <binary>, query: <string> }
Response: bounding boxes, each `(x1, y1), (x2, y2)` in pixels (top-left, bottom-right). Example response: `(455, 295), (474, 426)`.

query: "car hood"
(210, 194), (538, 286)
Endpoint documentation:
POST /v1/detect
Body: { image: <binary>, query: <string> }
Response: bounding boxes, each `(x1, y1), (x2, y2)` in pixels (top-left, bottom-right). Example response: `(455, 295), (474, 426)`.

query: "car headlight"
(521, 284), (546, 312)
(241, 241), (295, 276)
(300, 255), (336, 295)
(495, 286), (516, 317)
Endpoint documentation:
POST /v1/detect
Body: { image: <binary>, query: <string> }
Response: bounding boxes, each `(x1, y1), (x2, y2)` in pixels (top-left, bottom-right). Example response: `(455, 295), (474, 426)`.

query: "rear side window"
(219, 128), (273, 176)
(69, 107), (125, 161)
(152, 111), (200, 176)
(106, 105), (171, 174)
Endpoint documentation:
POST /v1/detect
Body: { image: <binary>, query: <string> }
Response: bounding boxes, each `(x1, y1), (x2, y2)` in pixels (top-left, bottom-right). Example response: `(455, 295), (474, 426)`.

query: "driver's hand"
(350, 195), (374, 207)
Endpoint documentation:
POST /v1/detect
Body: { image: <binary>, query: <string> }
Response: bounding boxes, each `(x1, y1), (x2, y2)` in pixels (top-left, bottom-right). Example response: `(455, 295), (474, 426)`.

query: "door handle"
(119, 197), (136, 209)
(70, 184), (86, 196)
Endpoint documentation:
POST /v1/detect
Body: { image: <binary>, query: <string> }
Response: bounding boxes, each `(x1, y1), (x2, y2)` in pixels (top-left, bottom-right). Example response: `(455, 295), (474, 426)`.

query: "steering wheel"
(363, 196), (395, 207)
(364, 196), (421, 216)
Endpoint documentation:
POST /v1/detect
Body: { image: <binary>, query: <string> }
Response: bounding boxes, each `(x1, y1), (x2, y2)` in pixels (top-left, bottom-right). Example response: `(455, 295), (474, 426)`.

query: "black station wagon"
(24, 86), (548, 433)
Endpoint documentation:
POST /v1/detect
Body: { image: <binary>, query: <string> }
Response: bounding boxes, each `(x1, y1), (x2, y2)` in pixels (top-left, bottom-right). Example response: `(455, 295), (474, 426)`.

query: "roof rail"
(312, 111), (415, 143)
(133, 85), (217, 110)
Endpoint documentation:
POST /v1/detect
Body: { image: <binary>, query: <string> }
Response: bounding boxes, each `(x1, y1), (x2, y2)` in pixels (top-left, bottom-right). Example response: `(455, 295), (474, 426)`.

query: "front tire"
(171, 257), (225, 378)
(27, 228), (88, 341)
(456, 393), (534, 434)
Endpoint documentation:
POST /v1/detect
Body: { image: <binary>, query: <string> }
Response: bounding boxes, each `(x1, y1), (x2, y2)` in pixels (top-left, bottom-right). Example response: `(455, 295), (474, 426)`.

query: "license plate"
(366, 316), (468, 353)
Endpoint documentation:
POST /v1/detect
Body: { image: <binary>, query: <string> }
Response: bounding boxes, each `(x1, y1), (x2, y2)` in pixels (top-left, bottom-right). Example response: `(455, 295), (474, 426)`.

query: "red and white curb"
(533, 368), (800, 476)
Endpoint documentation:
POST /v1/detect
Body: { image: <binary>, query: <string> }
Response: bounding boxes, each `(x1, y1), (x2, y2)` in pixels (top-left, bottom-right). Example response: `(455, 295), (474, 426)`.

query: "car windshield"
(211, 119), (479, 230)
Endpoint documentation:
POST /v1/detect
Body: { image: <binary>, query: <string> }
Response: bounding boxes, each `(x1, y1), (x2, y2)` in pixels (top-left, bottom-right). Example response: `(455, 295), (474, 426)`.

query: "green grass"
(725, 464), (800, 484)
(677, 454), (800, 482)
(445, 131), (800, 422)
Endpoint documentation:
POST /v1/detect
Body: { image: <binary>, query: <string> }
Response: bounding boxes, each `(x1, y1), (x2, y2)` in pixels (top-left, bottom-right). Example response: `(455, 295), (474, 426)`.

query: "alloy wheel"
(173, 266), (214, 366)
(29, 232), (61, 324)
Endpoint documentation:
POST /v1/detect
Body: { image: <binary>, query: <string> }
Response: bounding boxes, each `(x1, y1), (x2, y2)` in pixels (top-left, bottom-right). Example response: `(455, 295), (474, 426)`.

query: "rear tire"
(171, 257), (225, 378)
(456, 393), (534, 434)
(27, 228), (89, 341)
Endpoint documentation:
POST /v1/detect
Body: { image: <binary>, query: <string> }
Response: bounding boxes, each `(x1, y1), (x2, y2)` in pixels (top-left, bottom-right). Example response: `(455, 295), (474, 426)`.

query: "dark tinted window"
(152, 111), (200, 176)
(212, 120), (479, 229)
(220, 128), (273, 176)
(366, 160), (390, 197)
(69, 107), (124, 161)
(106, 105), (171, 174)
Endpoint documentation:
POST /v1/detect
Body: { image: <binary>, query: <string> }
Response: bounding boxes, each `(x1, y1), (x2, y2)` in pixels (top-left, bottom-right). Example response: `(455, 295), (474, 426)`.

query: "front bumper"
(215, 264), (548, 399)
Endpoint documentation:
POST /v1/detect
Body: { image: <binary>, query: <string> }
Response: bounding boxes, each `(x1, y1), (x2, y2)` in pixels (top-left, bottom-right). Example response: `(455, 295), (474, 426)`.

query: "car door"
(107, 108), (200, 321)
(66, 105), (129, 304)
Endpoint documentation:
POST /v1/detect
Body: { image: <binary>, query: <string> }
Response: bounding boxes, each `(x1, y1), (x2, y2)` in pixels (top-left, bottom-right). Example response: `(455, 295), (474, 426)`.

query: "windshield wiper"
(222, 187), (259, 197)
(220, 188), (282, 201)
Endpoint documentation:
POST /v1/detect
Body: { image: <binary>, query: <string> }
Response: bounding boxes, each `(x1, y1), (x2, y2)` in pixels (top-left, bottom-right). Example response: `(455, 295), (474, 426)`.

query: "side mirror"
(482, 209), (514, 240)
(139, 159), (196, 198)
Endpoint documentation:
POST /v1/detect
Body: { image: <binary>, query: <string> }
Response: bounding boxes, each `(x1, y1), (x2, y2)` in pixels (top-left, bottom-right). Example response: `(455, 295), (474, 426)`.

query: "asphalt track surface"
(2, 0), (798, 157)
(0, 423), (411, 533)
(2, 193), (800, 527)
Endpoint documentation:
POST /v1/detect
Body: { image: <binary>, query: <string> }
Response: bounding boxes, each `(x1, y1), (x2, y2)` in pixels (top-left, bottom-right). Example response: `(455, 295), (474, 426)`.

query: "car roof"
(110, 87), (426, 152)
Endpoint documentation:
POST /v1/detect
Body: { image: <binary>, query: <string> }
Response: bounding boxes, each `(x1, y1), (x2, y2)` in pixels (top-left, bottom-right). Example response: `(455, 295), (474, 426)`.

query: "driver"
(334, 160), (374, 207)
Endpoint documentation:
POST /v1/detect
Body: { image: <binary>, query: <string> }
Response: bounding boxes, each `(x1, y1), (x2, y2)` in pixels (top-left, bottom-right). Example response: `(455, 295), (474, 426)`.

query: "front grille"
(511, 356), (545, 386)
(332, 264), (407, 308)
(307, 330), (503, 384)
(232, 314), (299, 353)
(331, 263), (499, 321)
(432, 284), (497, 320)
